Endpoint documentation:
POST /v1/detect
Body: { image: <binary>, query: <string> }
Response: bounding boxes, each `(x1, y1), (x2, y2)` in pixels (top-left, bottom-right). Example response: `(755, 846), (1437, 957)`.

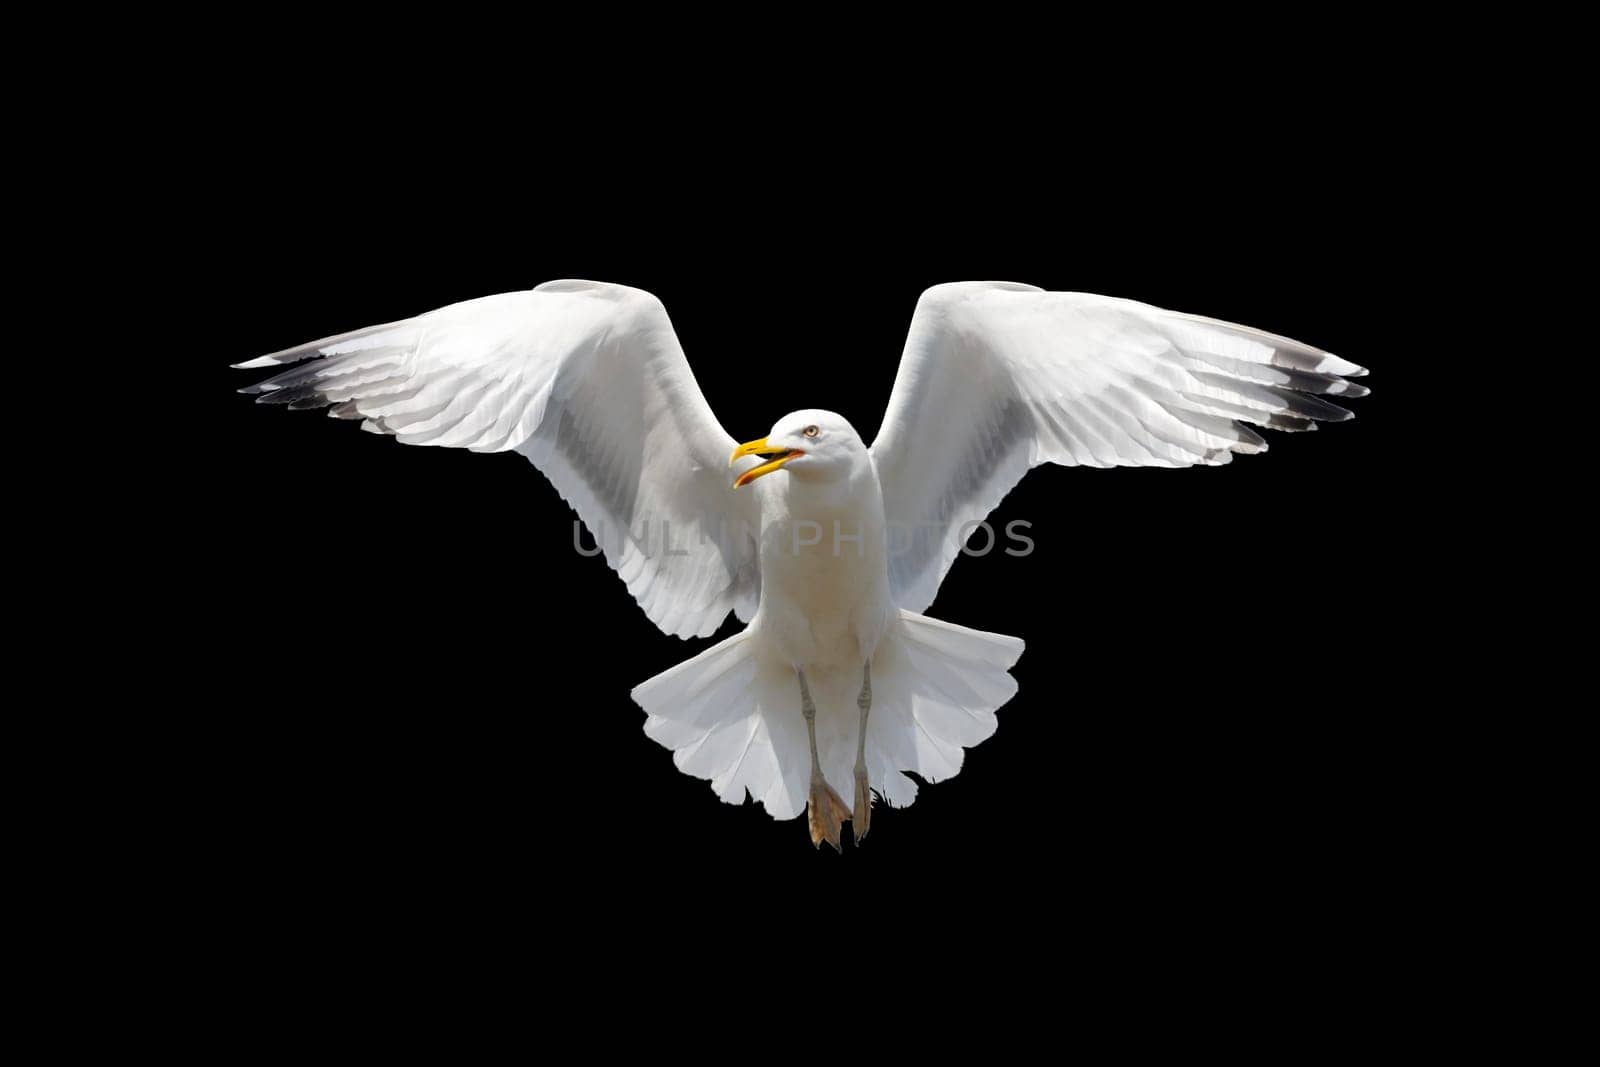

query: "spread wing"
(870, 282), (1368, 613)
(237, 279), (760, 639)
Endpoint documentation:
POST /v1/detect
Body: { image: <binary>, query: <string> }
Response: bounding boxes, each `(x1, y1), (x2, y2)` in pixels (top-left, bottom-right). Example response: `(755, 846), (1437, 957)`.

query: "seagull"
(237, 280), (1366, 849)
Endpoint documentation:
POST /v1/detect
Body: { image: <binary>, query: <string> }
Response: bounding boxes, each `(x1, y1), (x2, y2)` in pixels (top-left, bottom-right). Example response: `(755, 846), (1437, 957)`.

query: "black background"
(179, 95), (1433, 963)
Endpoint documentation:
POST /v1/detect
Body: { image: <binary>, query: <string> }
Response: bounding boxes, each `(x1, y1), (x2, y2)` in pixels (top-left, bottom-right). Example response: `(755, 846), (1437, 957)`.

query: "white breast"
(749, 465), (894, 671)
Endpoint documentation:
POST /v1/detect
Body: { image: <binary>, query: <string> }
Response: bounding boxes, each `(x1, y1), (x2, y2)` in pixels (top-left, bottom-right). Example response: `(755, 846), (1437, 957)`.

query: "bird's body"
(238, 280), (1366, 848)
(748, 412), (893, 673)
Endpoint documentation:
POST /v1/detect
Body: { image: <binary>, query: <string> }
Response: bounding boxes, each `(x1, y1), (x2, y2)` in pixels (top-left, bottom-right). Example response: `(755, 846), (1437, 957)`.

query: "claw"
(853, 768), (873, 843)
(807, 775), (851, 851)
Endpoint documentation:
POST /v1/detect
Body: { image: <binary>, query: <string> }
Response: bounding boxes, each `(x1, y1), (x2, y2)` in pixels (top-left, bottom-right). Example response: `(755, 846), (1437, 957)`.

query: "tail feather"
(634, 632), (809, 819)
(631, 610), (1024, 822)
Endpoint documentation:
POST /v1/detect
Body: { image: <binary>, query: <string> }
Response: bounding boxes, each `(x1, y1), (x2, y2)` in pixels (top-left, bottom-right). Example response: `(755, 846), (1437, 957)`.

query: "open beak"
(729, 437), (804, 489)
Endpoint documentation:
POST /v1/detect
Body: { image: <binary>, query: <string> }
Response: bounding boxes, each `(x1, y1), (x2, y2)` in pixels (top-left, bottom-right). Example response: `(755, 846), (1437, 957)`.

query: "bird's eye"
(803, 425), (820, 438)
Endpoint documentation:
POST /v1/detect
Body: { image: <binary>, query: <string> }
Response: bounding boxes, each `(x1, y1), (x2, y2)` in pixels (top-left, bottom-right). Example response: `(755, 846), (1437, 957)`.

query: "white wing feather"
(237, 280), (760, 639)
(871, 282), (1368, 613)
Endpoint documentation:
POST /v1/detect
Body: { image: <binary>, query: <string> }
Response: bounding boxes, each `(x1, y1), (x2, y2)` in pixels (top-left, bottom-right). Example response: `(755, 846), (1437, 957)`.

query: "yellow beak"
(729, 436), (804, 489)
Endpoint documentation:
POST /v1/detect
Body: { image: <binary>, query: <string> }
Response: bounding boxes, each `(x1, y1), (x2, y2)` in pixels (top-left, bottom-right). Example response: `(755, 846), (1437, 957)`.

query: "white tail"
(631, 610), (1024, 819)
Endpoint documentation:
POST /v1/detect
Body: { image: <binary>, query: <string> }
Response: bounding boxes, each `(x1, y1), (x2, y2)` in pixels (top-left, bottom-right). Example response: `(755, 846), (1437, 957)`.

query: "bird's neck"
(775, 462), (882, 527)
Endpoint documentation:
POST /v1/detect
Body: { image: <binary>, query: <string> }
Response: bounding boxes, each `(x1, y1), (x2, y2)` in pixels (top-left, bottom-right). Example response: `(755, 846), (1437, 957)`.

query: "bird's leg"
(799, 668), (849, 850)
(853, 661), (873, 842)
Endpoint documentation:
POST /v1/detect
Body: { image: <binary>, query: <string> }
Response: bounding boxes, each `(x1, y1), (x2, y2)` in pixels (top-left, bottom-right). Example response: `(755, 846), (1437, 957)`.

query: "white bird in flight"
(237, 280), (1366, 848)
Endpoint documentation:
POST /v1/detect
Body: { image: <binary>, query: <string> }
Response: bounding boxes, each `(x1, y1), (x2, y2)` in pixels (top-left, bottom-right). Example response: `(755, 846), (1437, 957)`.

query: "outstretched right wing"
(237, 279), (760, 639)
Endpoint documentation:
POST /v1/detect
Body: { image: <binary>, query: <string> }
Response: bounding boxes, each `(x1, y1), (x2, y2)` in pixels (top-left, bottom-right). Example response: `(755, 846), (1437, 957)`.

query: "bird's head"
(729, 409), (865, 489)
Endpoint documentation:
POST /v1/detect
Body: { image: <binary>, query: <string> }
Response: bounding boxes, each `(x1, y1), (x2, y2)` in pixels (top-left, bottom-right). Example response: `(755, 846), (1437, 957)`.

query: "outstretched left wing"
(870, 282), (1368, 614)
(237, 280), (760, 639)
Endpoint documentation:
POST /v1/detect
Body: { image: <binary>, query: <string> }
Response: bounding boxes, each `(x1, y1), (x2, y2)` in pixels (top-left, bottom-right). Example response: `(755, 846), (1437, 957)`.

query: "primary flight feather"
(238, 279), (1366, 848)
